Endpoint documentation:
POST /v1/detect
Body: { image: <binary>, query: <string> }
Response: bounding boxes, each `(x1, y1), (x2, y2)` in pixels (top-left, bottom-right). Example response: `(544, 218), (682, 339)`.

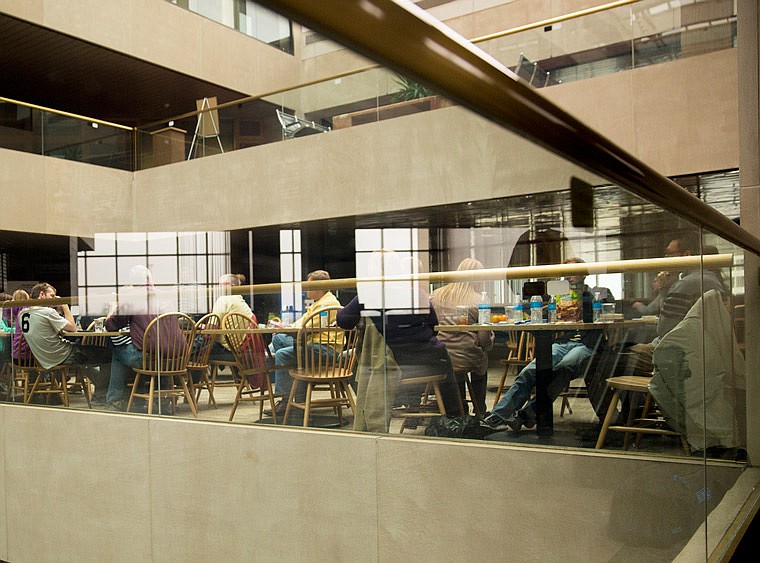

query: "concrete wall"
(0, 403), (751, 562)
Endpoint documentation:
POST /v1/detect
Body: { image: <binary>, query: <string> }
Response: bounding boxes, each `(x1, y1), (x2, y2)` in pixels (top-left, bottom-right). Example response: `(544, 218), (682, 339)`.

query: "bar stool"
(395, 374), (449, 433)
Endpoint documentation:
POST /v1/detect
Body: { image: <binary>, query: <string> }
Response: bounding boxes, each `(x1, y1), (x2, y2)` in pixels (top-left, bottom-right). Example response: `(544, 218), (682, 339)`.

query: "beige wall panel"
(543, 69), (636, 154)
(43, 157), (134, 236)
(0, 149), (133, 236)
(375, 437), (744, 562)
(0, 149), (48, 233)
(2, 407), (153, 563)
(148, 420), (379, 562)
(0, 0), (44, 21)
(132, 106), (598, 232)
(544, 49), (739, 177)
(42, 0), (135, 56)
(130, 0), (205, 85)
(0, 0), (299, 99)
(0, 404), (753, 561)
(631, 49), (739, 176)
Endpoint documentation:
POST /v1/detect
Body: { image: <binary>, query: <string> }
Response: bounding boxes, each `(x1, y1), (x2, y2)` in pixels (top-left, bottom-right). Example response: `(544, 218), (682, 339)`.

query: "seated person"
(337, 280), (462, 428)
(19, 282), (112, 403)
(267, 270), (343, 416)
(209, 273), (254, 362)
(104, 266), (184, 410)
(632, 270), (677, 317)
(11, 289), (31, 362)
(626, 233), (726, 374)
(430, 258), (494, 416)
(481, 258), (612, 432)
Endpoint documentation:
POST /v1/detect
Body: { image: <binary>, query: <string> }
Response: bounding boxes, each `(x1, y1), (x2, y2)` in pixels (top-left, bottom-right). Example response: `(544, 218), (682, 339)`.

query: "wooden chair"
(285, 306), (359, 427)
(595, 376), (689, 454)
(126, 312), (198, 417)
(222, 312), (279, 422)
(396, 373), (449, 433)
(492, 331), (534, 408)
(186, 313), (221, 408)
(204, 360), (240, 406)
(12, 333), (70, 406)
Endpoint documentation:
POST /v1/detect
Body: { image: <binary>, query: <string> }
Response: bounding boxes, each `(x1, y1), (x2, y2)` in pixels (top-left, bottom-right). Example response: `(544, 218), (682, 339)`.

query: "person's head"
(30, 282), (56, 300)
(0, 292), (12, 303)
(234, 273), (246, 285)
(666, 232), (700, 257)
(563, 257), (586, 286)
(433, 258), (485, 305)
(306, 270), (330, 301)
(218, 274), (240, 287)
(12, 289), (29, 301)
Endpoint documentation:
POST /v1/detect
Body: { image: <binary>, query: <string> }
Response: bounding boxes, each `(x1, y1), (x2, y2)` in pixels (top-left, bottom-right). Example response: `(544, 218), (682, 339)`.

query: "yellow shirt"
(295, 291), (343, 350)
(212, 295), (253, 349)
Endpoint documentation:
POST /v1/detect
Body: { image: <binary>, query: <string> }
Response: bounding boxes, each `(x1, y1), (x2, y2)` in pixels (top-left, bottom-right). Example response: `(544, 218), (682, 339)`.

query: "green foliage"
(391, 75), (433, 102)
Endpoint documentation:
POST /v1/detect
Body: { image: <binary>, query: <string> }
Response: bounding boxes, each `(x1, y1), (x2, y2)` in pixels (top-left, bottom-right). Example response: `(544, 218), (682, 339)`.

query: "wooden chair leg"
(228, 376), (247, 422)
(283, 384), (297, 424)
(179, 376), (198, 418)
(146, 377), (156, 415)
(492, 364), (510, 408)
(595, 389), (621, 449)
(302, 383), (313, 427)
(267, 379), (278, 425)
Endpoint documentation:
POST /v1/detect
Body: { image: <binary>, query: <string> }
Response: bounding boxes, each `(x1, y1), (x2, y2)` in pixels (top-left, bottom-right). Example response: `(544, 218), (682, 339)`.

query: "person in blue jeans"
(481, 258), (612, 433)
(266, 270), (342, 416)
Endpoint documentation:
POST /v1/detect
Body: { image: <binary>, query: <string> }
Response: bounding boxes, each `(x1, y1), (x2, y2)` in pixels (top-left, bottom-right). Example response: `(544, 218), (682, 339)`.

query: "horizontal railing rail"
(0, 254), (734, 309)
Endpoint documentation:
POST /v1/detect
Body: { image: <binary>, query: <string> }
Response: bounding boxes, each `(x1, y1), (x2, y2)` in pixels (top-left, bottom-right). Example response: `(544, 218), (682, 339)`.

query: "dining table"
(436, 319), (655, 436)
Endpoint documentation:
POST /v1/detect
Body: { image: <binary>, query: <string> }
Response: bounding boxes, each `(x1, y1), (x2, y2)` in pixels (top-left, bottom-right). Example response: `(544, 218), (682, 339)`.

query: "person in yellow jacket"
(268, 270), (342, 416)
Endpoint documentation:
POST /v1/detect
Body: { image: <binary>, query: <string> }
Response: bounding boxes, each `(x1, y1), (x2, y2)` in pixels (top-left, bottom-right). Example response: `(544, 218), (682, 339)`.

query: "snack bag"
(556, 284), (582, 322)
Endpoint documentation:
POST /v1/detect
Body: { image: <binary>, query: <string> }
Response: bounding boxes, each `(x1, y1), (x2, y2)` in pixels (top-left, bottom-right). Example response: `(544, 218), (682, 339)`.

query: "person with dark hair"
(19, 282), (112, 403)
(657, 234), (725, 339)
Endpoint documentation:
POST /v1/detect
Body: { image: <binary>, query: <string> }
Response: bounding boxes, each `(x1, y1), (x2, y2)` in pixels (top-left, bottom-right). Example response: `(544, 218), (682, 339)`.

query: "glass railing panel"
(137, 66), (450, 167)
(0, 98), (133, 170)
(476, 0), (736, 87)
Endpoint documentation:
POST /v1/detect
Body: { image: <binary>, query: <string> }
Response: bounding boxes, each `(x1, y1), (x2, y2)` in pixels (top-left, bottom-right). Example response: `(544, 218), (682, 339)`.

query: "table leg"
(534, 331), (554, 437)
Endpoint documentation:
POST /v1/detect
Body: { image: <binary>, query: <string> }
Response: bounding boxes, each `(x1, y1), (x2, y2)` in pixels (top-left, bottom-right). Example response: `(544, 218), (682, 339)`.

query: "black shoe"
(263, 400), (288, 417)
(480, 413), (510, 432)
(519, 410), (536, 429)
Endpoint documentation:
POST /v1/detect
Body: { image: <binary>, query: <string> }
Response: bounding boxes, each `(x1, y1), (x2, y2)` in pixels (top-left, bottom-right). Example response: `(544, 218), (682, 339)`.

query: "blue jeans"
(105, 343), (143, 403)
(491, 341), (592, 423)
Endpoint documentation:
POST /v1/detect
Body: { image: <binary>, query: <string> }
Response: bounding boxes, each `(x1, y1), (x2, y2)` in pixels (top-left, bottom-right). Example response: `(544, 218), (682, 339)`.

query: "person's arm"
(56, 304), (77, 332)
(336, 297), (362, 329)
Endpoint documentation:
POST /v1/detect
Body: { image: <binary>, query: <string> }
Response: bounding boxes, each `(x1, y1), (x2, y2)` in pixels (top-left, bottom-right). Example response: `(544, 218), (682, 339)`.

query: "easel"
(187, 97), (224, 160)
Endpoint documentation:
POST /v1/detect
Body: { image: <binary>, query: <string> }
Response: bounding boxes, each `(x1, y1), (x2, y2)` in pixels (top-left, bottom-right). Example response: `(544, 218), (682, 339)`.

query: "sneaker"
(506, 413), (523, 432)
(480, 413), (510, 432)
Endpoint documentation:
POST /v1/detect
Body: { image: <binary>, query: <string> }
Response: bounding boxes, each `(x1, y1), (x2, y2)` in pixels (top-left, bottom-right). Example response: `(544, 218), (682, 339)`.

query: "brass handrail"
(471, 0), (640, 43)
(0, 255), (734, 308)
(0, 96), (133, 131)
